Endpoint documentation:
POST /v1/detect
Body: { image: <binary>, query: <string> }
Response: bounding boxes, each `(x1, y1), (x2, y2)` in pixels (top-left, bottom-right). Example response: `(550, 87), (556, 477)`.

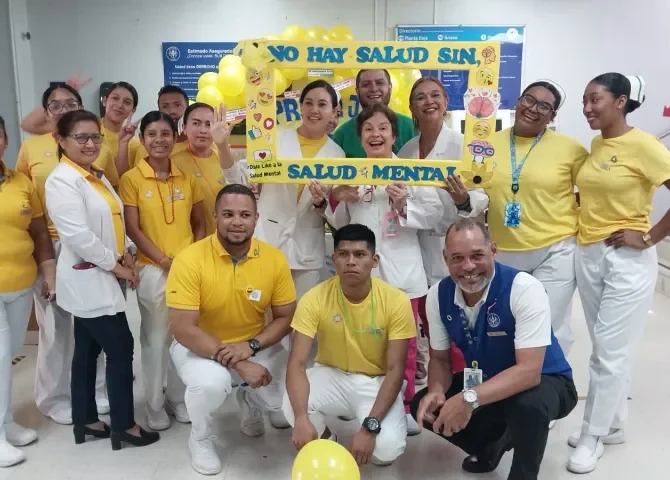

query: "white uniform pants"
(495, 236), (577, 356)
(137, 265), (184, 412)
(0, 287), (33, 439)
(170, 340), (287, 441)
(281, 269), (321, 351)
(282, 364), (407, 463)
(34, 240), (106, 417)
(576, 242), (657, 436)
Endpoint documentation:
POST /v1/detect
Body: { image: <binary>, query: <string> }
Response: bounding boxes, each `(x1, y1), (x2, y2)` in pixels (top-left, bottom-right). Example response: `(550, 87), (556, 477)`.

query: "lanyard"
(509, 128), (545, 194)
(337, 280), (382, 338)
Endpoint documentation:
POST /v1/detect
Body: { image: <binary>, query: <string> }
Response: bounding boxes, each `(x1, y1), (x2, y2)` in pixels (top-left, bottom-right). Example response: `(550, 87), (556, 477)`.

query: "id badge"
(383, 211), (399, 237)
(463, 367), (483, 390)
(503, 201), (522, 228)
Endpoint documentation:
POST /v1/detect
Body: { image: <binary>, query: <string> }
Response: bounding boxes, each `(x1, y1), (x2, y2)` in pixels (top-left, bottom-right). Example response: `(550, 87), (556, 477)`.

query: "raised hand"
(119, 114), (139, 144)
(211, 103), (238, 147)
(65, 69), (93, 91)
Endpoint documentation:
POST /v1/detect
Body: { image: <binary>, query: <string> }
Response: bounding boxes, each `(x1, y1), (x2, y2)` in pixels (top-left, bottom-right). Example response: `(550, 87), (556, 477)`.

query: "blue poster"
(162, 42), (237, 100)
(396, 25), (525, 110)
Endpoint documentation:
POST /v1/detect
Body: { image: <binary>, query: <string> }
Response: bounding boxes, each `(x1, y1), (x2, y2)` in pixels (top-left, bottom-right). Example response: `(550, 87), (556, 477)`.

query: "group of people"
(0, 65), (668, 480)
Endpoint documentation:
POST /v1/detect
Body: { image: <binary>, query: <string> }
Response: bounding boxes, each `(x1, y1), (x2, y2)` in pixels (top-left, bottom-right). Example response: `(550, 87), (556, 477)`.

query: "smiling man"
(411, 218), (577, 480)
(332, 69), (416, 158)
(283, 224), (416, 467)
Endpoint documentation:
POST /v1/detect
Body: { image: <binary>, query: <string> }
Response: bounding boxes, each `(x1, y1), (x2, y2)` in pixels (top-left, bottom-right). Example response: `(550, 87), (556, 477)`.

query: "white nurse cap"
(535, 79), (566, 110)
(626, 75), (646, 104)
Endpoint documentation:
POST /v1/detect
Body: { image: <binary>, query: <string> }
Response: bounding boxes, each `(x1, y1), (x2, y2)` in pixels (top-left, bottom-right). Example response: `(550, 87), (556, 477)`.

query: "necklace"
(336, 280), (381, 338)
(187, 148), (218, 197)
(153, 171), (175, 225)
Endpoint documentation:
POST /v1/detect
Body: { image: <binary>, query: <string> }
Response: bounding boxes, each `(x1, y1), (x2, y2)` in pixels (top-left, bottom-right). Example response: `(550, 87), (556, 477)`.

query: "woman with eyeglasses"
(0, 116), (55, 467)
(488, 81), (588, 359)
(120, 111), (206, 430)
(16, 84), (117, 425)
(45, 110), (160, 450)
(317, 103), (444, 437)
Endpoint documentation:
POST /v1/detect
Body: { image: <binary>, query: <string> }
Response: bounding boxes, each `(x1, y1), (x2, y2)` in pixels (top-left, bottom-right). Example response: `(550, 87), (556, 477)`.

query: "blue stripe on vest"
(437, 262), (572, 380)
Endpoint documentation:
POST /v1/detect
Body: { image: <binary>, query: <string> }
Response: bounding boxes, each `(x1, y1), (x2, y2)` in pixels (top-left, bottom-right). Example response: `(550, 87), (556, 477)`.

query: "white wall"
(0, 0), (21, 165)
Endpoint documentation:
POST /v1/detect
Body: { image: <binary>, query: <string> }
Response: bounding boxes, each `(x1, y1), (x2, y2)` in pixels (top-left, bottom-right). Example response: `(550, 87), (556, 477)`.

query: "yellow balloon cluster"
(292, 440), (360, 480)
(194, 54), (247, 107)
(388, 68), (423, 117)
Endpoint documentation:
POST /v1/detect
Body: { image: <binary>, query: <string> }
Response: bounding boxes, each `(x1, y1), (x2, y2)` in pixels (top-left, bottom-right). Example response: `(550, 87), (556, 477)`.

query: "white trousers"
(496, 236), (577, 356)
(34, 240), (106, 417)
(576, 242), (657, 436)
(170, 340), (287, 441)
(137, 265), (184, 412)
(0, 287), (33, 439)
(282, 364), (407, 463)
(281, 269), (321, 352)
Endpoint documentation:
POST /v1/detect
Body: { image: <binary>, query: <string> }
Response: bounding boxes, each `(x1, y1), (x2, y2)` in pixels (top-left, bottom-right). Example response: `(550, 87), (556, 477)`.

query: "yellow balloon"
(218, 54), (241, 72)
(282, 24), (308, 42)
(196, 86), (224, 107)
(226, 93), (246, 110)
(217, 64), (245, 97)
(275, 70), (289, 95)
(292, 440), (360, 480)
(306, 26), (330, 42)
(329, 25), (354, 42)
(197, 72), (219, 90)
(334, 68), (358, 79)
(410, 69), (423, 84)
(283, 68), (307, 81)
(266, 35), (280, 40)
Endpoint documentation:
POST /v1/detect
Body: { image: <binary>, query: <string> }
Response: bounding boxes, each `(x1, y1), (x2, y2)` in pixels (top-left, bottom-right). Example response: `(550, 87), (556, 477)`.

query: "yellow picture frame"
(235, 39), (501, 187)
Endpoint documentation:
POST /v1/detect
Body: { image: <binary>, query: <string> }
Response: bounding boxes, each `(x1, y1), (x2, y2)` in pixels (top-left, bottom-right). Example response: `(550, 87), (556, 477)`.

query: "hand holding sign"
(386, 182), (408, 211)
(308, 179), (329, 207)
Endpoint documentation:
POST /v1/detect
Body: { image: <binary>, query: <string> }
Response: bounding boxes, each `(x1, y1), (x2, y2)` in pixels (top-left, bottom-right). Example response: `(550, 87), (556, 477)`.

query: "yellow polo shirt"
(296, 133), (328, 200)
(292, 277), (416, 376)
(131, 140), (189, 170)
(119, 159), (204, 266)
(488, 128), (589, 251)
(577, 128), (670, 245)
(16, 133), (119, 239)
(172, 149), (224, 235)
(166, 235), (296, 343)
(101, 124), (142, 170)
(0, 162), (45, 292)
(61, 157), (125, 257)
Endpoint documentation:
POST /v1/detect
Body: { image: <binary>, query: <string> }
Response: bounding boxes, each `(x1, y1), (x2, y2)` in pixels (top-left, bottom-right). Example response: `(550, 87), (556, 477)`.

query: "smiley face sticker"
(258, 89), (274, 106)
(473, 121), (491, 139)
(476, 68), (494, 87)
(247, 69), (261, 86)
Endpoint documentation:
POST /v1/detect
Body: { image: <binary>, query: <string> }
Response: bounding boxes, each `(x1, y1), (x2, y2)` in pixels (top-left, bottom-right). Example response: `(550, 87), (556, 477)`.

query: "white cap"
(627, 75), (646, 104)
(535, 79), (566, 110)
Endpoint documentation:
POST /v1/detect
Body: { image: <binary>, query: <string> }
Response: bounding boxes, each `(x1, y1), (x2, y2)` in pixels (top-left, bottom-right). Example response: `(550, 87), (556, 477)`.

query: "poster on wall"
(396, 25), (525, 110)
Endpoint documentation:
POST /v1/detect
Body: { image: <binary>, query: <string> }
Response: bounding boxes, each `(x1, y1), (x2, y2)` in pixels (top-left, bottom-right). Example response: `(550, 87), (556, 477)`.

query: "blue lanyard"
(509, 128), (545, 194)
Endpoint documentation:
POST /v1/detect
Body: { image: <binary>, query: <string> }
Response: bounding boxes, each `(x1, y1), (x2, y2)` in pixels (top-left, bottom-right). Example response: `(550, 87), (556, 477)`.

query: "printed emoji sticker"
(473, 121), (491, 139)
(247, 69), (261, 86)
(258, 89), (274, 106)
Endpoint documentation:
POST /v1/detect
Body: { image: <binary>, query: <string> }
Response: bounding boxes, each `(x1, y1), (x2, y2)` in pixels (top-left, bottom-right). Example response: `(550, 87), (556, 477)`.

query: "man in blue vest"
(410, 218), (577, 479)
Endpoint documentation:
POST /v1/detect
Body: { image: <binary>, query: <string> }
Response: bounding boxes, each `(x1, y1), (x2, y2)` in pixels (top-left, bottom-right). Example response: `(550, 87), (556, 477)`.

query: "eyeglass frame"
(47, 101), (82, 114)
(69, 133), (105, 145)
(517, 94), (555, 116)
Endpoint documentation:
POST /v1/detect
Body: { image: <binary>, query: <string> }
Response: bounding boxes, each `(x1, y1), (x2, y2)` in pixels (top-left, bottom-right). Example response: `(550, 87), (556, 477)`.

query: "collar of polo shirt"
(61, 156), (104, 179)
(138, 158), (183, 179)
(211, 235), (260, 259)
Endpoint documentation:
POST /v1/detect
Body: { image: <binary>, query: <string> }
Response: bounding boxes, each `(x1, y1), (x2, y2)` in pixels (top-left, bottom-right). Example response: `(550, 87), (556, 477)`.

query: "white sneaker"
(406, 414), (421, 436)
(567, 439), (604, 474)
(568, 428), (625, 448)
(268, 410), (290, 429)
(166, 401), (191, 424)
(146, 406), (171, 431)
(189, 432), (222, 475)
(0, 440), (25, 467)
(236, 388), (264, 437)
(96, 397), (110, 415)
(49, 409), (72, 425)
(5, 423), (37, 447)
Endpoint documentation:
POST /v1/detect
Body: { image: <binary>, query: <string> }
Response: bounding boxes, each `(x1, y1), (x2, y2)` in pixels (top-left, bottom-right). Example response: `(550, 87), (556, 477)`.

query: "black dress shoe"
(462, 428), (512, 474)
(73, 423), (111, 444)
(111, 427), (160, 451)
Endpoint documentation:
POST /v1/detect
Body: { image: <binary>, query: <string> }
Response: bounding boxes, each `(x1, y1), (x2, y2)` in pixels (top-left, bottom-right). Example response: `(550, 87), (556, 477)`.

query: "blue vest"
(438, 262), (572, 380)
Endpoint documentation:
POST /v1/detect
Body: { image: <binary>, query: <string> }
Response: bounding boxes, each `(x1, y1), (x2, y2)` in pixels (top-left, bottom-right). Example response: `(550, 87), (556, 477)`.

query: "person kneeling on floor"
(411, 218), (578, 480)
(166, 184), (297, 476)
(283, 223), (416, 467)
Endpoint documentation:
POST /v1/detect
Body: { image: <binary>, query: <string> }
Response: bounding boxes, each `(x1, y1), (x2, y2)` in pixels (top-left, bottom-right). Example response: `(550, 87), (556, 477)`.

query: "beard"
(456, 272), (493, 294)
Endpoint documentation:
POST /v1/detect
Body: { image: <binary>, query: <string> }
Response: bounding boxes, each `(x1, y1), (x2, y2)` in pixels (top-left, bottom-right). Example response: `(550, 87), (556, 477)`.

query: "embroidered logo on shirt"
(487, 312), (501, 328)
(333, 314), (342, 323)
(144, 191), (153, 198)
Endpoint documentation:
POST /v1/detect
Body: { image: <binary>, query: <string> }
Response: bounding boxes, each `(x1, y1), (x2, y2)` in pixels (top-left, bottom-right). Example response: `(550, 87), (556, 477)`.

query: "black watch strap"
(248, 339), (261, 356)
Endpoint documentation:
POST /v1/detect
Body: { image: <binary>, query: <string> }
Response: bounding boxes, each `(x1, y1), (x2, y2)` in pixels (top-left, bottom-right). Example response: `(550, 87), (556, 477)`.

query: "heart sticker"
(263, 118), (275, 130)
(253, 113), (262, 122)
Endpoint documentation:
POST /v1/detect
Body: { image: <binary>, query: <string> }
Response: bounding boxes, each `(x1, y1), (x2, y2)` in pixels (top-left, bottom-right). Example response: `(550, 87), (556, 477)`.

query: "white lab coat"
(325, 154), (443, 299)
(398, 123), (489, 286)
(223, 128), (345, 271)
(45, 163), (128, 319)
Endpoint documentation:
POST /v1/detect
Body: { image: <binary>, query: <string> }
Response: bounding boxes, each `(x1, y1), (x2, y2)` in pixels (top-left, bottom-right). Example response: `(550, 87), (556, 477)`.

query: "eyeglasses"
(70, 134), (104, 145)
(48, 101), (81, 114)
(362, 186), (374, 203)
(518, 94), (554, 116)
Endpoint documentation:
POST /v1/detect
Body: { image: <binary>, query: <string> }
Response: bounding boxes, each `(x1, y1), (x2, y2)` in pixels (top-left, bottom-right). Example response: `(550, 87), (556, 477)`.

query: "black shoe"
(111, 427), (160, 451)
(74, 423), (111, 444)
(462, 428), (512, 474)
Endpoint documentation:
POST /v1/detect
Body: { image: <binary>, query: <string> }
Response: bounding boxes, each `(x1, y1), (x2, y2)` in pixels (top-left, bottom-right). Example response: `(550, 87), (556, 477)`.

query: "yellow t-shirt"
(576, 128), (670, 245)
(131, 140), (189, 170)
(488, 128), (588, 251)
(61, 157), (125, 257)
(16, 133), (119, 239)
(292, 277), (416, 376)
(101, 124), (142, 171)
(172, 148), (224, 235)
(296, 133), (328, 200)
(166, 236), (296, 343)
(0, 162), (44, 292)
(119, 159), (204, 266)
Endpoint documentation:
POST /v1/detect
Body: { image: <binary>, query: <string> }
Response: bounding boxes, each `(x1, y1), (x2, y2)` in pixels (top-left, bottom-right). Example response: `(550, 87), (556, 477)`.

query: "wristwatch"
(463, 389), (479, 410)
(247, 339), (262, 356)
(642, 232), (654, 248)
(362, 416), (382, 434)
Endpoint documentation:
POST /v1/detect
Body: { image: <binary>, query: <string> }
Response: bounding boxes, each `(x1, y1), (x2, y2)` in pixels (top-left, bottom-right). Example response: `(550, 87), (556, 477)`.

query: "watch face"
(249, 339), (261, 351)
(365, 417), (380, 432)
(464, 390), (477, 403)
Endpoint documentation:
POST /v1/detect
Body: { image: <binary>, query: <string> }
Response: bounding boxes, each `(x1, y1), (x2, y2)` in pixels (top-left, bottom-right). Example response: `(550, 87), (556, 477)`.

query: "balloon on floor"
(291, 439), (360, 480)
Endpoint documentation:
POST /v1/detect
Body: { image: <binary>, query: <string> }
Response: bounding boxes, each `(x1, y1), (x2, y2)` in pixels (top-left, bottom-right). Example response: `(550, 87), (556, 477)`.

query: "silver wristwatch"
(463, 389), (479, 409)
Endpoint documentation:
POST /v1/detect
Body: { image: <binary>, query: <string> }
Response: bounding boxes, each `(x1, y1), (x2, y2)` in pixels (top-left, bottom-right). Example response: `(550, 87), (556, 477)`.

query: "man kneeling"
(283, 224), (416, 467)
(412, 218), (577, 479)
(167, 185), (297, 475)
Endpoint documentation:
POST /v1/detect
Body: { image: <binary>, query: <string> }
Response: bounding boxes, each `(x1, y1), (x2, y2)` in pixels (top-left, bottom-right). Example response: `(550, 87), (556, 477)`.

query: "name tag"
(20, 208), (33, 216)
(248, 289), (262, 302)
(168, 193), (185, 202)
(487, 331), (507, 337)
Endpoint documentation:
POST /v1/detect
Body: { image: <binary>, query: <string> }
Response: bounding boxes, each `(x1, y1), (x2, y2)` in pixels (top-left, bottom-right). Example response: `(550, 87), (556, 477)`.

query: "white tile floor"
(5, 290), (670, 479)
